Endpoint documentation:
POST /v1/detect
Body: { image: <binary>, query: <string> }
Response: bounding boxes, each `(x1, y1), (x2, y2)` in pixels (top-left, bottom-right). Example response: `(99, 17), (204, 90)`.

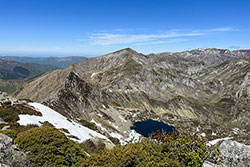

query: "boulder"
(0, 133), (29, 167)
(220, 140), (250, 167)
(80, 137), (115, 155)
(203, 139), (250, 167)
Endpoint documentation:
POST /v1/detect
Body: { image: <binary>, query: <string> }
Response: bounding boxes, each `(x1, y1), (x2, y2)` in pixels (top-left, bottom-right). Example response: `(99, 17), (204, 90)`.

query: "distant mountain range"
(0, 56), (87, 94)
(16, 48), (250, 144)
(0, 59), (56, 80)
(0, 56), (87, 68)
(0, 59), (57, 93)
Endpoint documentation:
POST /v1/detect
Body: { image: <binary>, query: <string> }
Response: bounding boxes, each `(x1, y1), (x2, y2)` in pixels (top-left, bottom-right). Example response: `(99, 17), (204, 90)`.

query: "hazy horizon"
(0, 0), (249, 56)
(0, 47), (250, 58)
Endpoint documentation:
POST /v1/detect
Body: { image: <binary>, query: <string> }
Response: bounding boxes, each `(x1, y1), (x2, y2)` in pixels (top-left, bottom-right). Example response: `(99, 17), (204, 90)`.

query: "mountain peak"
(111, 47), (138, 55)
(119, 47), (136, 52)
(100, 48), (142, 60)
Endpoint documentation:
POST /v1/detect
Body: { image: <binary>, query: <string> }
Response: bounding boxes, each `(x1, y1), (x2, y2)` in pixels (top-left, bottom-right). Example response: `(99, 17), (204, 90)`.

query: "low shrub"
(152, 131), (222, 166)
(14, 104), (42, 116)
(0, 104), (41, 123)
(0, 106), (19, 123)
(9, 123), (39, 133)
(81, 132), (222, 167)
(1, 101), (12, 107)
(79, 119), (97, 130)
(41, 121), (54, 127)
(81, 138), (181, 167)
(14, 126), (87, 167)
(108, 136), (120, 145)
(80, 139), (106, 155)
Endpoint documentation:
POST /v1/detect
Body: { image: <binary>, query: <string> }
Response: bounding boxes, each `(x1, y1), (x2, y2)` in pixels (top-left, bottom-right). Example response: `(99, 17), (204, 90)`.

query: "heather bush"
(15, 126), (87, 167)
(152, 131), (222, 166)
(82, 138), (181, 167)
(81, 132), (221, 167)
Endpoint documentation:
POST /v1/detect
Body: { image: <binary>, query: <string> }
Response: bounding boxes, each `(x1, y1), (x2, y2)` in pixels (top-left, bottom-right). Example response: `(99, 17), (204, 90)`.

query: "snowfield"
(18, 102), (109, 143)
(207, 137), (233, 146)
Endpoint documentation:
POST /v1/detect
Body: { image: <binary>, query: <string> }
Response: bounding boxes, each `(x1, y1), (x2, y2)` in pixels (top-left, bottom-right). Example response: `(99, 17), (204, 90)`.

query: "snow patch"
(201, 132), (206, 137)
(110, 132), (124, 141)
(90, 119), (107, 132)
(18, 103), (109, 143)
(96, 113), (103, 118)
(91, 73), (96, 78)
(207, 137), (233, 146)
(125, 130), (141, 143)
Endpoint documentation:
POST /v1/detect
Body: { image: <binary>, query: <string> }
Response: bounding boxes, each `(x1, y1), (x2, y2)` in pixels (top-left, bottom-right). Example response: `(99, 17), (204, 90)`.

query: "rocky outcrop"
(0, 133), (29, 167)
(203, 139), (250, 167)
(80, 137), (115, 155)
(0, 91), (26, 105)
(203, 161), (221, 167)
(220, 140), (250, 167)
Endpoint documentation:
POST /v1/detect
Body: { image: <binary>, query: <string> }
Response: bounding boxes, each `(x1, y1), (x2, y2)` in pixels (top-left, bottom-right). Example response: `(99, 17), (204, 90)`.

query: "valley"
(0, 56), (87, 94)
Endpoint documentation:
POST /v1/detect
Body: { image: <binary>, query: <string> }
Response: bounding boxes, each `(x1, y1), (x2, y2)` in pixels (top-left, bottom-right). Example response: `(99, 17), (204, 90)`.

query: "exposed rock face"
(16, 48), (250, 142)
(220, 140), (250, 167)
(80, 137), (115, 155)
(202, 161), (221, 167)
(0, 91), (26, 105)
(203, 139), (250, 167)
(0, 133), (29, 167)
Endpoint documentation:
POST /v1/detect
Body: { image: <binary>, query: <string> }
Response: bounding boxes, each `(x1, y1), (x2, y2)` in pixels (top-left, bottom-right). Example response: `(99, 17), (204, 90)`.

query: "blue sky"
(0, 0), (250, 56)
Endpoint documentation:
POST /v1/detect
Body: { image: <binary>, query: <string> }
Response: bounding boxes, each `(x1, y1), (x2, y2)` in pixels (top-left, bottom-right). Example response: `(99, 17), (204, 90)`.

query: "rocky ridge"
(16, 48), (250, 143)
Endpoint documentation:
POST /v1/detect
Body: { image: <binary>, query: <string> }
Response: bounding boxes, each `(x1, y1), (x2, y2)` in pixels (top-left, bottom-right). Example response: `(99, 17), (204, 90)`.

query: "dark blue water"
(131, 119), (175, 137)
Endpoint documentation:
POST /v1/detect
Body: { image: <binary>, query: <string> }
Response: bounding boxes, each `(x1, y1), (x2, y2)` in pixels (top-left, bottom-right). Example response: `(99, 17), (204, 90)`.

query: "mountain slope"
(18, 102), (110, 143)
(0, 59), (55, 80)
(0, 59), (57, 93)
(16, 48), (250, 143)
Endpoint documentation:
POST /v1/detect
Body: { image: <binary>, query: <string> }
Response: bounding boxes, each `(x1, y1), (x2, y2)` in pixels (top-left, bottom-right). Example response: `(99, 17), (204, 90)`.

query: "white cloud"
(84, 27), (235, 46)
(134, 38), (188, 45)
(207, 27), (237, 32)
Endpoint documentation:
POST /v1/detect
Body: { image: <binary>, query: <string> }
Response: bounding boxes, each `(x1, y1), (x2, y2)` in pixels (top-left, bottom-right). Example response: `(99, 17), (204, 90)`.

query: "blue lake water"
(131, 119), (176, 137)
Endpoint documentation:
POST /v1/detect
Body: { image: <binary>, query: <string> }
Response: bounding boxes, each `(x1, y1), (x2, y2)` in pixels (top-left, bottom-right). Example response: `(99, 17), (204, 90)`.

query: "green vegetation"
(0, 105), (19, 122)
(0, 102), (41, 123)
(0, 59), (57, 94)
(82, 139), (181, 167)
(79, 119), (97, 130)
(80, 139), (106, 155)
(0, 124), (221, 167)
(1, 101), (12, 107)
(153, 131), (222, 166)
(0, 101), (222, 167)
(0, 86), (16, 94)
(41, 121), (55, 127)
(81, 132), (221, 167)
(0, 129), (18, 140)
(0, 59), (56, 80)
(11, 123), (37, 131)
(15, 126), (87, 167)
